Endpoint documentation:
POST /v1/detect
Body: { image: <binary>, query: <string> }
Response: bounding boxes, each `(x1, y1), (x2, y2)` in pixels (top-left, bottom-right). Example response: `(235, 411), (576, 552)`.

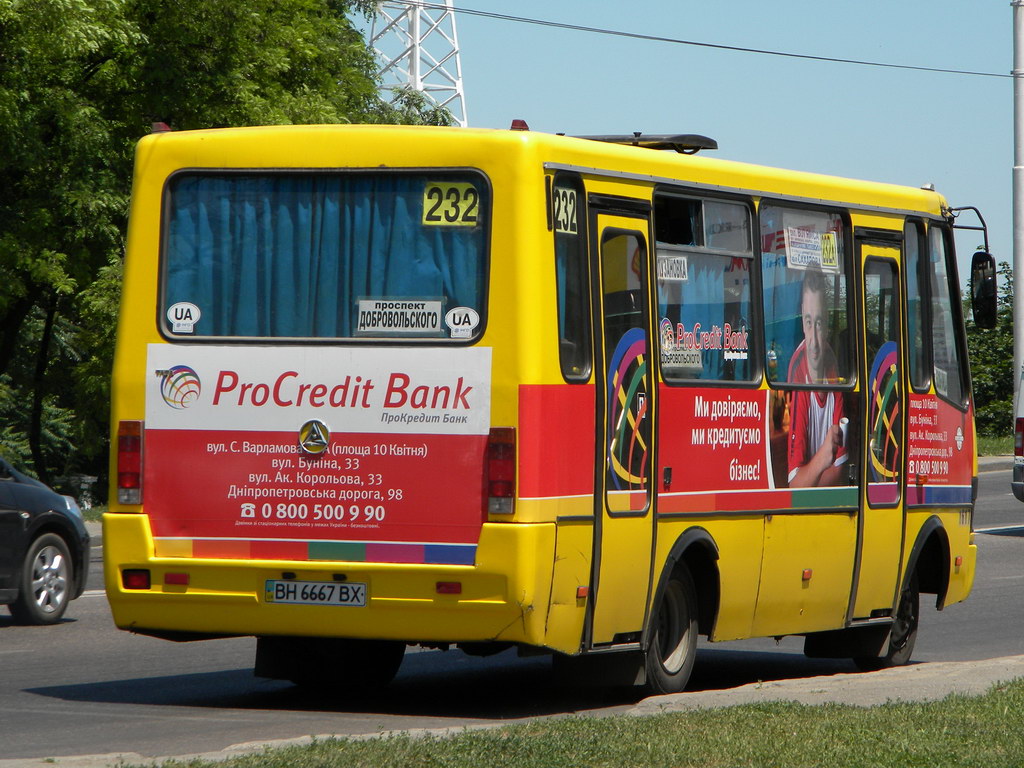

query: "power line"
(404, 1), (1009, 80)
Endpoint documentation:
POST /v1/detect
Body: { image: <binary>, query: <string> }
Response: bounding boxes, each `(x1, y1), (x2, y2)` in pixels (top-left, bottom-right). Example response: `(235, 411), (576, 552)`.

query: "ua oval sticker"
(444, 306), (480, 339)
(167, 302), (201, 334)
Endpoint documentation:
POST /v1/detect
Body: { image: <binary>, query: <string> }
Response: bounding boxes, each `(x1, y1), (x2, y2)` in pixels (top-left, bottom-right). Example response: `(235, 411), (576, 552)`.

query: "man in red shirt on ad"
(788, 268), (848, 487)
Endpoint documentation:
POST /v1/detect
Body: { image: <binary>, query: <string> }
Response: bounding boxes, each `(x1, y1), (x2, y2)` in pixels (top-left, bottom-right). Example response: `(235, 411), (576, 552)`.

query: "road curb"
(630, 654), (1024, 713)
(85, 521), (102, 557)
(978, 455), (1013, 473)
(4, 656), (1024, 768)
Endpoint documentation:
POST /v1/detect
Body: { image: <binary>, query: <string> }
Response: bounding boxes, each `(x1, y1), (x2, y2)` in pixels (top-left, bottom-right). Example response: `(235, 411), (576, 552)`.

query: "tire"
(9, 533), (73, 625)
(854, 571), (919, 671)
(644, 566), (699, 694)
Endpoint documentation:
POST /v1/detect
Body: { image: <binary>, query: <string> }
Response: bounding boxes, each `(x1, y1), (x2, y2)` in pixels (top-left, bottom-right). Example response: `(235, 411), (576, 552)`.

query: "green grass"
(147, 681), (1024, 768)
(977, 435), (1012, 456)
(82, 503), (106, 523)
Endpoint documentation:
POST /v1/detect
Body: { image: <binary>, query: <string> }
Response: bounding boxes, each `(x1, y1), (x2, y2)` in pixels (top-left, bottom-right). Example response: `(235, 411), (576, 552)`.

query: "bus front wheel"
(645, 566), (698, 694)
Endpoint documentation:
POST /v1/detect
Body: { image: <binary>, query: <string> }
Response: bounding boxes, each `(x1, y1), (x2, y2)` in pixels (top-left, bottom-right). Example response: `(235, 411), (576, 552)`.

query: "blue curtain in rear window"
(163, 174), (487, 338)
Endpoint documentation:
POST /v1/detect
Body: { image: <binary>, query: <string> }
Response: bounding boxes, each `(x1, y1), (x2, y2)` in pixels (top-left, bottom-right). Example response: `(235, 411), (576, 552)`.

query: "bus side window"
(654, 193), (754, 383)
(927, 225), (968, 406)
(760, 203), (853, 489)
(759, 205), (852, 387)
(553, 176), (591, 381)
(904, 221), (930, 390)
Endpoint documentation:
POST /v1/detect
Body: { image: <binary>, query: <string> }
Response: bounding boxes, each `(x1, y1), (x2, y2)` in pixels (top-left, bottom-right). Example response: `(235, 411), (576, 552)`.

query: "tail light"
(117, 420), (143, 504)
(1016, 418), (1024, 457)
(485, 427), (515, 516)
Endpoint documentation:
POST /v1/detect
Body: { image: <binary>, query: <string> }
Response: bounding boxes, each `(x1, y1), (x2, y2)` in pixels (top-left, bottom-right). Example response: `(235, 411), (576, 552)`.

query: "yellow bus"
(106, 124), (995, 693)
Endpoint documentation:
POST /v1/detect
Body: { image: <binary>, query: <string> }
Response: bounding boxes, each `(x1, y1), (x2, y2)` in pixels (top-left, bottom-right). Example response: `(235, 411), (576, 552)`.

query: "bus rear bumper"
(102, 513), (556, 648)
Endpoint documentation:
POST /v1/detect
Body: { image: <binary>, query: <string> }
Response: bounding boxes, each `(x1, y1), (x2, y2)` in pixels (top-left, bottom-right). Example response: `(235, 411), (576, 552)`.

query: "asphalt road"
(1, 464), (1021, 765)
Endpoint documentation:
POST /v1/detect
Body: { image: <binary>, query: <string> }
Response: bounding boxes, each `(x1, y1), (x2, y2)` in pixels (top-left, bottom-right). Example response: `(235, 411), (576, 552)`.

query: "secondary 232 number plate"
(264, 580), (367, 606)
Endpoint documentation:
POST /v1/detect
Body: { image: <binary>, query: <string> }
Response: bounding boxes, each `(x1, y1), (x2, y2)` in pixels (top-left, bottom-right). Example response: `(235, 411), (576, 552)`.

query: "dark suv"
(0, 458), (90, 624)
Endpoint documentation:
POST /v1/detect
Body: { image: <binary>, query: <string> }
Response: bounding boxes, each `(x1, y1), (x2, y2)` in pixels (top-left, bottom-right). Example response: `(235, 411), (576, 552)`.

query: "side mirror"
(970, 250), (997, 329)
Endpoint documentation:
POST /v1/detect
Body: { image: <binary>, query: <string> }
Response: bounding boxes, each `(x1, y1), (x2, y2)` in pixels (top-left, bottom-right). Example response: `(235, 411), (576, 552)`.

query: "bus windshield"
(162, 171), (490, 341)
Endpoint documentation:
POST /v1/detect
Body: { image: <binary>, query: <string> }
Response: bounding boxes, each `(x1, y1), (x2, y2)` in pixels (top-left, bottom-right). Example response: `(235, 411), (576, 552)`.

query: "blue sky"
(364, 1), (1011, 285)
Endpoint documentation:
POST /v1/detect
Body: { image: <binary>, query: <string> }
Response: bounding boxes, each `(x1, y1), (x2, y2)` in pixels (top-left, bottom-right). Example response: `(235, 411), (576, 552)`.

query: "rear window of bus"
(160, 171), (490, 342)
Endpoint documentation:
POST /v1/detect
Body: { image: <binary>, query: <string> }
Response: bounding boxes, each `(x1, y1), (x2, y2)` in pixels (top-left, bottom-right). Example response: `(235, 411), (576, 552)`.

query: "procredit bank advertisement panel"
(143, 344), (492, 565)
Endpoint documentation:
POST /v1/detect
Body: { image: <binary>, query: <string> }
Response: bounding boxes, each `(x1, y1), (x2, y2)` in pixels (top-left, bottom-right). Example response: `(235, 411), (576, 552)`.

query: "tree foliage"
(965, 261), (1014, 438)
(0, 0), (449, 498)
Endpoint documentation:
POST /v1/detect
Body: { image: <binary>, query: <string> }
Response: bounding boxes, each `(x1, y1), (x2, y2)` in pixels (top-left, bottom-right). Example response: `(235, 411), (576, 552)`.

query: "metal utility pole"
(1014, 0), (1024, 397)
(370, 1), (469, 127)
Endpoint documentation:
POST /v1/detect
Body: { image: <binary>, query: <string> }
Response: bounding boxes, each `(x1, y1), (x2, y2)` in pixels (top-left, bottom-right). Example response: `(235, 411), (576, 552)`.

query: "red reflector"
(576, 586), (589, 599)
(510, 119), (530, 131)
(955, 556), (964, 568)
(436, 581), (462, 594)
(802, 569), (813, 581)
(122, 569), (151, 590)
(165, 573), (189, 586)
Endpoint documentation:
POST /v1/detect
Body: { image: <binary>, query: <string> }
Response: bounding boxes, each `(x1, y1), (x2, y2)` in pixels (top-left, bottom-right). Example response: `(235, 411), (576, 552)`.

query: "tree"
(123, 0), (384, 129)
(0, 0), (449, 497)
(0, 0), (140, 490)
(965, 261), (1014, 438)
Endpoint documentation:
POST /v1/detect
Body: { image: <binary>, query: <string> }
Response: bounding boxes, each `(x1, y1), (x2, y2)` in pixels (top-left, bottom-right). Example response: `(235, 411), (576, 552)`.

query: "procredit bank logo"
(143, 345), (491, 436)
(298, 419), (331, 455)
(157, 365), (202, 409)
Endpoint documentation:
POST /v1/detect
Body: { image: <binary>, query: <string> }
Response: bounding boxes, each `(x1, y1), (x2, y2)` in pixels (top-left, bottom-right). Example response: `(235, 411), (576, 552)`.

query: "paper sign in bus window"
(784, 228), (840, 273)
(553, 187), (578, 234)
(422, 182), (480, 226)
(657, 254), (689, 282)
(356, 299), (443, 336)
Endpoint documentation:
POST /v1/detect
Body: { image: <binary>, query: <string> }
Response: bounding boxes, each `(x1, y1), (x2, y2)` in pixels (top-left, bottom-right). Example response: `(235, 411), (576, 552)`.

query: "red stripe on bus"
(518, 384), (596, 498)
(251, 540), (308, 561)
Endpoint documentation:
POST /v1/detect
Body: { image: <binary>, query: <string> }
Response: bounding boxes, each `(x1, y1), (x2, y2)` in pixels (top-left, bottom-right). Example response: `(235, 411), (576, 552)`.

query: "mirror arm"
(948, 205), (990, 253)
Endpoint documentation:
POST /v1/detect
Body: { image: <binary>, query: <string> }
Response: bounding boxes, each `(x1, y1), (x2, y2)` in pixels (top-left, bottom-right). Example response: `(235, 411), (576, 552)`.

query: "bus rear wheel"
(854, 571), (919, 671)
(645, 566), (698, 695)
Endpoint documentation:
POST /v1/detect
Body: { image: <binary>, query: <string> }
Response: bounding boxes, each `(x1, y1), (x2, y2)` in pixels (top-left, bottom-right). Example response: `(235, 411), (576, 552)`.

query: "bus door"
(850, 246), (906, 620)
(587, 208), (657, 647)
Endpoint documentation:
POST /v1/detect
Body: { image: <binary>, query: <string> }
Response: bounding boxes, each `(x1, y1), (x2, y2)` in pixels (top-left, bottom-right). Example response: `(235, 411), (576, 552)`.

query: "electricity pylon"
(370, 1), (468, 127)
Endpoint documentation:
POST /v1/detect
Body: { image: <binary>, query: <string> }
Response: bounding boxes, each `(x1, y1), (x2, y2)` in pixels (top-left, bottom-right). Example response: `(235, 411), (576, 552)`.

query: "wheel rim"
(655, 581), (690, 674)
(30, 545), (69, 615)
